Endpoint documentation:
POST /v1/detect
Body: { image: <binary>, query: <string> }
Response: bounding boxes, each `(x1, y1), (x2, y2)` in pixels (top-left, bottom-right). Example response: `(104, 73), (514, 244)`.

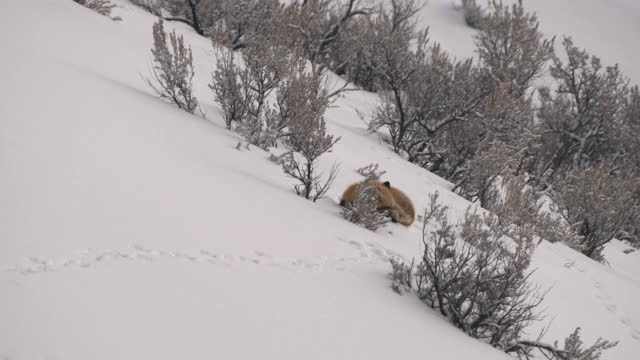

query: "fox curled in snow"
(340, 180), (415, 226)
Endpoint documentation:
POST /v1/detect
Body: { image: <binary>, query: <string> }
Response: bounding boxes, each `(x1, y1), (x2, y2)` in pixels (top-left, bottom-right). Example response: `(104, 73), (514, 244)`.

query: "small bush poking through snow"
(280, 63), (340, 202)
(558, 328), (618, 360)
(356, 163), (386, 181)
(73, 0), (116, 18)
(389, 257), (413, 295)
(341, 183), (389, 231)
(145, 19), (199, 114)
(510, 327), (618, 360)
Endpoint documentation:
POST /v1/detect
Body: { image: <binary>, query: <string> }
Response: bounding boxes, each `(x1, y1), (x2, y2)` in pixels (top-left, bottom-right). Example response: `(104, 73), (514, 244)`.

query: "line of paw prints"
(5, 240), (400, 276)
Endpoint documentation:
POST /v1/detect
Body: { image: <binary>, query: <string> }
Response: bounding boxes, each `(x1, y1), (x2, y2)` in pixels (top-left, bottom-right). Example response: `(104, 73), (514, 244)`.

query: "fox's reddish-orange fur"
(340, 180), (415, 226)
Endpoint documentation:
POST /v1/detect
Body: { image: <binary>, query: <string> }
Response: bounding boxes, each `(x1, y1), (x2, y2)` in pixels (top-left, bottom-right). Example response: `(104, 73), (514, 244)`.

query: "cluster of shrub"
(360, 0), (639, 264)
(129, 0), (636, 358)
(141, 0), (639, 263)
(143, 0), (355, 202)
(390, 192), (619, 360)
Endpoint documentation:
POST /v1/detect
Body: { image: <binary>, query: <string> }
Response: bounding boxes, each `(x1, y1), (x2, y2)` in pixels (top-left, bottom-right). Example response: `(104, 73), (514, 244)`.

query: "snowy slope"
(1, 0), (639, 359)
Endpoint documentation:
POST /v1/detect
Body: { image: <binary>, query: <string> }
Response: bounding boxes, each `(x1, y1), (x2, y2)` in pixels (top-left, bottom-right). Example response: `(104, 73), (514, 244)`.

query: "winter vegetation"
(278, 65), (340, 201)
(390, 193), (619, 358)
(73, 0), (121, 20)
(3, 1), (640, 360)
(356, 163), (387, 180)
(145, 19), (198, 114)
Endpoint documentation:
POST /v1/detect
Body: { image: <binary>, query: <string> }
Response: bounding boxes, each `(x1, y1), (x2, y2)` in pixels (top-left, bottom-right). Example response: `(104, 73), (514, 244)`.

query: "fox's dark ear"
(383, 181), (391, 188)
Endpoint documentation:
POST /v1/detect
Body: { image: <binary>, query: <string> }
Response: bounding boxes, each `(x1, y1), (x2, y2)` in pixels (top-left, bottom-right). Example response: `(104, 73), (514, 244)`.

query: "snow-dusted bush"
(492, 177), (541, 230)
(356, 163), (386, 181)
(509, 327), (618, 360)
(488, 176), (579, 246)
(341, 183), (389, 231)
(531, 38), (640, 259)
(453, 140), (513, 208)
(145, 19), (198, 114)
(280, 65), (340, 201)
(210, 40), (292, 148)
(73, 0), (117, 18)
(364, 20), (428, 154)
(241, 41), (292, 147)
(552, 164), (640, 262)
(451, 75), (539, 206)
(554, 327), (618, 360)
(368, 41), (487, 169)
(328, 16), (376, 90)
(281, 154), (339, 202)
(460, 0), (483, 29)
(389, 257), (413, 295)
(390, 194), (618, 358)
(130, 0), (162, 15)
(619, 86), (640, 174)
(475, 0), (554, 98)
(283, 0), (371, 75)
(211, 0), (281, 50)
(161, 0), (223, 36)
(407, 194), (543, 350)
(342, 0), (421, 91)
(537, 37), (629, 178)
(210, 49), (248, 129)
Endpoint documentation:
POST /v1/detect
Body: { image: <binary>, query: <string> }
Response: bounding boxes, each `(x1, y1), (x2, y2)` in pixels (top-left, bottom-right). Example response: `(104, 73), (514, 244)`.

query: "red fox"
(340, 180), (415, 226)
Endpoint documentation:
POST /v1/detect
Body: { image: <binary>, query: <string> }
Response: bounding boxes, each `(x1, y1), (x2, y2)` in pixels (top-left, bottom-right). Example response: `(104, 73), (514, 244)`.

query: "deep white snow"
(1, 1), (639, 359)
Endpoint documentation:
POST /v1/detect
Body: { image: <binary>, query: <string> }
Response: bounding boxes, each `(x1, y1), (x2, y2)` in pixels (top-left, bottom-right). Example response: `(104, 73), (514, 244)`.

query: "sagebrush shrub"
(145, 20), (199, 114)
(74, 0), (116, 17)
(552, 164), (639, 261)
(537, 37), (628, 177)
(391, 193), (617, 359)
(278, 62), (340, 201)
(389, 257), (413, 294)
(356, 163), (386, 181)
(475, 0), (554, 98)
(396, 193), (544, 350)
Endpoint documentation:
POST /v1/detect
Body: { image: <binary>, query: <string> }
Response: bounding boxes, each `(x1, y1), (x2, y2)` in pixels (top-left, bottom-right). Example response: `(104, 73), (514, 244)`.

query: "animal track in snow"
(337, 237), (401, 263)
(5, 240), (393, 277)
(590, 277), (640, 342)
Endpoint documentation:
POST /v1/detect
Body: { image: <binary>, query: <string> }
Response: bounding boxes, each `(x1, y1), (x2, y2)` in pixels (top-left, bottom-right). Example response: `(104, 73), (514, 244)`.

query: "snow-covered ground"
(1, 0), (638, 359)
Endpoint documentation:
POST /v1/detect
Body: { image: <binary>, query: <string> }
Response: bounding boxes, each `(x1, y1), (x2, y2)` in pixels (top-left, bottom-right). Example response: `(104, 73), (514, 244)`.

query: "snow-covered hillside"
(1, 0), (638, 359)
